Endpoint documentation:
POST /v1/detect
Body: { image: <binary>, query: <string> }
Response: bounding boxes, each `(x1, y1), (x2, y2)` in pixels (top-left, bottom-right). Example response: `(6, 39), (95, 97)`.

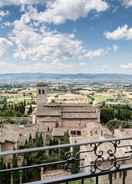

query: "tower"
(37, 82), (48, 108)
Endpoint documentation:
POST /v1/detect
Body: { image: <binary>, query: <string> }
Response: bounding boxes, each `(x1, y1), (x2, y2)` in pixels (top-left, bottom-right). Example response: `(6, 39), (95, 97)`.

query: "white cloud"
(122, 0), (132, 7)
(0, 0), (39, 6)
(0, 61), (88, 74)
(0, 10), (9, 17)
(105, 25), (132, 40)
(2, 21), (12, 27)
(0, 2), (111, 73)
(120, 63), (132, 69)
(22, 0), (108, 24)
(0, 0), (109, 22)
(8, 17), (107, 63)
(83, 49), (106, 59)
(0, 37), (13, 58)
(1, 0), (108, 25)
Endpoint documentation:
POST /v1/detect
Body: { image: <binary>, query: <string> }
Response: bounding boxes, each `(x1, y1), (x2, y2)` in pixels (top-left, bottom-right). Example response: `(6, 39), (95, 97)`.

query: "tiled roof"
(36, 103), (97, 118)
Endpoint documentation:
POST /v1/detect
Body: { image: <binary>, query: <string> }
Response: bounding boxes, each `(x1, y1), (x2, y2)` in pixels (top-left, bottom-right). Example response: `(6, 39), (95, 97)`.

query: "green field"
(94, 94), (112, 104)
(68, 178), (94, 184)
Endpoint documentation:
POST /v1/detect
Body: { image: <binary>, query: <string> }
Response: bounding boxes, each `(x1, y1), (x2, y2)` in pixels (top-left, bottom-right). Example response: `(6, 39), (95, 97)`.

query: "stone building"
(32, 82), (100, 135)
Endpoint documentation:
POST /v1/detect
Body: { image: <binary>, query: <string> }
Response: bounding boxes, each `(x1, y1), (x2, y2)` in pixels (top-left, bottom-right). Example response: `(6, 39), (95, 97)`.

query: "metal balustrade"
(1, 137), (132, 184)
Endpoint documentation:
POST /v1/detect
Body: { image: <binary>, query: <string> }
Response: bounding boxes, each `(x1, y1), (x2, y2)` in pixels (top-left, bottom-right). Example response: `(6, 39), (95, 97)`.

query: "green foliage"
(106, 119), (129, 130)
(35, 132), (44, 147)
(22, 131), (71, 182)
(22, 133), (44, 182)
(101, 104), (132, 123)
(28, 105), (33, 114)
(0, 131), (79, 183)
(100, 104), (132, 129)
(0, 100), (34, 125)
(0, 158), (8, 184)
(71, 146), (80, 174)
(100, 106), (114, 123)
(12, 153), (20, 184)
(69, 179), (94, 184)
(0, 101), (26, 117)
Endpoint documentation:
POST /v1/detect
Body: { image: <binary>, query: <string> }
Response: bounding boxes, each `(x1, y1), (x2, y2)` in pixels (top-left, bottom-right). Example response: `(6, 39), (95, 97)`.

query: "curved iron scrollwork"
(0, 137), (132, 184)
(91, 140), (127, 172)
(92, 141), (117, 172)
(64, 151), (81, 171)
(64, 139), (132, 174)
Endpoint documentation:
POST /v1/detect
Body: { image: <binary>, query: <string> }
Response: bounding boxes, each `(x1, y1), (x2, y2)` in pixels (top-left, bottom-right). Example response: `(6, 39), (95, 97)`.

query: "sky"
(0, 0), (132, 74)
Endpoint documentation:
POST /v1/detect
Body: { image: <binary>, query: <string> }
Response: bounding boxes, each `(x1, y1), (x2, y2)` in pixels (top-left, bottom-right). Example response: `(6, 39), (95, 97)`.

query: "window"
(42, 89), (45, 94)
(38, 89), (41, 94)
(71, 130), (76, 135)
(77, 130), (81, 136)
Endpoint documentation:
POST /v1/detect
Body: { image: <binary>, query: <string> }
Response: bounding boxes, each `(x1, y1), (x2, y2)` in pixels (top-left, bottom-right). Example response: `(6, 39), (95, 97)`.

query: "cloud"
(0, 0), (108, 25)
(122, 0), (132, 7)
(22, 0), (108, 24)
(0, 37), (13, 58)
(0, 2), (111, 73)
(0, 61), (89, 74)
(83, 48), (106, 59)
(120, 63), (132, 69)
(7, 16), (107, 63)
(105, 25), (132, 40)
(0, 10), (9, 17)
(0, 0), (39, 6)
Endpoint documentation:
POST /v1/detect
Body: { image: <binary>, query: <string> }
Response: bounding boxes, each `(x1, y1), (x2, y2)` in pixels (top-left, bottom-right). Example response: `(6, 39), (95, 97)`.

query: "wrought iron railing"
(1, 137), (132, 184)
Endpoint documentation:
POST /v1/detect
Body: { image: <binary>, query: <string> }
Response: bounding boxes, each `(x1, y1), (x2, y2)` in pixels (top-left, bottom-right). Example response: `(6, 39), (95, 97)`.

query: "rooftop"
(37, 82), (48, 87)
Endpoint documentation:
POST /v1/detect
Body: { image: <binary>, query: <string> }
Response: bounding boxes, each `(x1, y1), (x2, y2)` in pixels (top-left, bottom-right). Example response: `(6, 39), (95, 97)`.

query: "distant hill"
(0, 73), (132, 84)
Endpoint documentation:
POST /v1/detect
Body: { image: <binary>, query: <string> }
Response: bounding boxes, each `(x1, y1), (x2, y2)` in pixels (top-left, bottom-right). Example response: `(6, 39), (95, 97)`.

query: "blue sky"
(0, 0), (132, 74)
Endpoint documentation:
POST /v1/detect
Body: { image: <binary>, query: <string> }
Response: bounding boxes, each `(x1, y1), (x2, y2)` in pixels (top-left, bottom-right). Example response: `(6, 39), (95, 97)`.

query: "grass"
(94, 95), (112, 103)
(68, 178), (94, 184)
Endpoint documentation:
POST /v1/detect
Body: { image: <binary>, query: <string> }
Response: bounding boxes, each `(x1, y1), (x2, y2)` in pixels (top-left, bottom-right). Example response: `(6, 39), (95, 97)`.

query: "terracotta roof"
(62, 112), (97, 119)
(36, 104), (97, 117)
(38, 117), (60, 122)
(44, 103), (97, 108)
(37, 109), (61, 117)
(62, 105), (96, 112)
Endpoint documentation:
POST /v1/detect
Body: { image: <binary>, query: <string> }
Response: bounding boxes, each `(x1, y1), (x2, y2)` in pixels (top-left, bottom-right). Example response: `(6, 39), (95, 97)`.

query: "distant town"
(1, 76), (132, 183)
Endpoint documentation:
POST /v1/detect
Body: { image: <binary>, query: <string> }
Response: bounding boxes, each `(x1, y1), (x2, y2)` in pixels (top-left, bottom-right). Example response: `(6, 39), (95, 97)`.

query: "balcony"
(0, 137), (132, 184)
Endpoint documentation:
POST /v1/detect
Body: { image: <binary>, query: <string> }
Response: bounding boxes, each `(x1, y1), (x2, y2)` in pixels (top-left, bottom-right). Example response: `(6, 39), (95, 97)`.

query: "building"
(32, 82), (100, 135)
(0, 123), (42, 153)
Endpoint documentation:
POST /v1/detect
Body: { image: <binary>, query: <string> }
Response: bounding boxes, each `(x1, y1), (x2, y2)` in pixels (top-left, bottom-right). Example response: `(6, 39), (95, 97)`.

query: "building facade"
(32, 83), (100, 135)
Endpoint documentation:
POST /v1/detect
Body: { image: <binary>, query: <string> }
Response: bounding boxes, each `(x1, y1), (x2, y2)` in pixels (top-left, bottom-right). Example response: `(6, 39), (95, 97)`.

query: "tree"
(106, 119), (129, 130)
(100, 106), (114, 124)
(12, 151), (20, 184)
(28, 105), (33, 114)
(71, 146), (80, 174)
(100, 104), (132, 125)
